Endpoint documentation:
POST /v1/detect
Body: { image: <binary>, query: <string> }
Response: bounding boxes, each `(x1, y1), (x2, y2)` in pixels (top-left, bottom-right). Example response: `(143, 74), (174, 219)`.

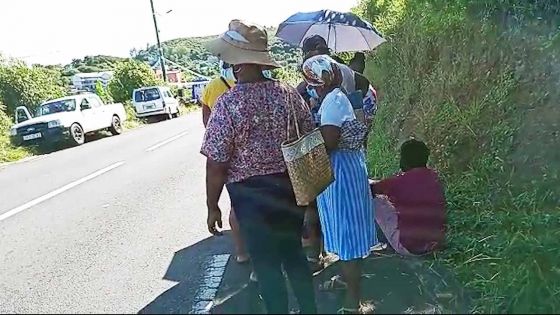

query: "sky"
(0, 0), (358, 65)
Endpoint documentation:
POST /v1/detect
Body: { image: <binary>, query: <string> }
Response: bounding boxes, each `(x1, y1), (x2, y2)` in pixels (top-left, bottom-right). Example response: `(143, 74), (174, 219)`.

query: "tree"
(94, 80), (112, 103)
(0, 61), (66, 116)
(107, 59), (161, 103)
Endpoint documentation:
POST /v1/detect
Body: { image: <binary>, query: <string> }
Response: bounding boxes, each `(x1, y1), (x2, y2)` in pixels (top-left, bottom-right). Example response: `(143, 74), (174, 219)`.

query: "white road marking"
(145, 130), (189, 152)
(190, 254), (230, 314)
(0, 161), (125, 222)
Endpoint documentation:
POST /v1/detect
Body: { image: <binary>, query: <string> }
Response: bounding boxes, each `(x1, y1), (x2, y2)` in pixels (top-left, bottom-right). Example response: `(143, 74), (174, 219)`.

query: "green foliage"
(107, 60), (161, 103)
(122, 101), (142, 130)
(0, 61), (66, 116)
(272, 67), (301, 86)
(133, 28), (301, 78)
(134, 36), (216, 77)
(94, 81), (112, 104)
(359, 0), (560, 313)
(0, 103), (30, 162)
(65, 55), (126, 74)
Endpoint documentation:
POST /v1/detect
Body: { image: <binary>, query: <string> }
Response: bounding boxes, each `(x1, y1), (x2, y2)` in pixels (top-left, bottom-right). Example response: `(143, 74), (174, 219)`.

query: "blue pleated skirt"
(317, 149), (377, 261)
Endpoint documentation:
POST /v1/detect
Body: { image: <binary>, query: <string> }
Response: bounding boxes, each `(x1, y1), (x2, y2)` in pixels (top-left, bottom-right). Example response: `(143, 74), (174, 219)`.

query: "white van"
(132, 86), (180, 119)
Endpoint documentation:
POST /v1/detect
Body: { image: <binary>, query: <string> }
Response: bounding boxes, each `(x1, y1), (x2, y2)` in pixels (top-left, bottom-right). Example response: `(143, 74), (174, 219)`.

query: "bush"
(358, 0), (560, 313)
(108, 59), (161, 103)
(0, 62), (66, 116)
(122, 101), (142, 130)
(0, 103), (30, 163)
(94, 81), (112, 104)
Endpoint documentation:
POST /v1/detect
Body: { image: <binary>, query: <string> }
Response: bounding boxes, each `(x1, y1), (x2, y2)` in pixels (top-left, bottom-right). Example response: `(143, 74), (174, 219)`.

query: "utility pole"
(149, 0), (167, 82)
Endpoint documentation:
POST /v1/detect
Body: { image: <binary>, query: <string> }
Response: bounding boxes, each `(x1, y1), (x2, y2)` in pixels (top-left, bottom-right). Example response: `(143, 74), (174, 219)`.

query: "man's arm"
(200, 80), (214, 127)
(206, 159), (227, 235)
(202, 104), (211, 127)
(206, 159), (227, 207)
(354, 73), (370, 98)
(200, 98), (234, 236)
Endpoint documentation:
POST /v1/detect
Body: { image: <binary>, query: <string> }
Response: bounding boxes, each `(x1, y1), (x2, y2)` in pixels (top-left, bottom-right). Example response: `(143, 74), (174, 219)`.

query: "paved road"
(0, 111), (234, 313)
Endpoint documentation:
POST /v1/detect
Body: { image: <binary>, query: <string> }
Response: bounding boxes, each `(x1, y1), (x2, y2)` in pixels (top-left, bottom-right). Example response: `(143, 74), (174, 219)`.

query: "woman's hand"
(207, 204), (223, 236)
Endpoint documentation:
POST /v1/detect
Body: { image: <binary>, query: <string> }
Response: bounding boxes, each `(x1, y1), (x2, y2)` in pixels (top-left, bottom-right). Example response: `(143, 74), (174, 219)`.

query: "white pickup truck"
(10, 93), (127, 147)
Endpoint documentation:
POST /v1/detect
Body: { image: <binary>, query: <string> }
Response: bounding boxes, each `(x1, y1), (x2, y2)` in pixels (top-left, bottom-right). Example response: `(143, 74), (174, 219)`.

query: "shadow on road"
(139, 231), (244, 314)
(139, 234), (471, 314)
(28, 131), (117, 155)
(211, 252), (472, 314)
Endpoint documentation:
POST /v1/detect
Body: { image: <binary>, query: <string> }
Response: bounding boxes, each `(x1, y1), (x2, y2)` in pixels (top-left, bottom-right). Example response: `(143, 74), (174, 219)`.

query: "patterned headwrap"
(302, 54), (337, 87)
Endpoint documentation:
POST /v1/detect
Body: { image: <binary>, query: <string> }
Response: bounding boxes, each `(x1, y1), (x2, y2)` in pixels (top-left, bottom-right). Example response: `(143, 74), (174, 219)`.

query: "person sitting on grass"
(370, 139), (446, 256)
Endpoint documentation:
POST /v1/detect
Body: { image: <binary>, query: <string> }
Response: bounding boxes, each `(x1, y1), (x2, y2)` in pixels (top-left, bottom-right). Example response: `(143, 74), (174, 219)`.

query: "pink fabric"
(374, 197), (412, 256)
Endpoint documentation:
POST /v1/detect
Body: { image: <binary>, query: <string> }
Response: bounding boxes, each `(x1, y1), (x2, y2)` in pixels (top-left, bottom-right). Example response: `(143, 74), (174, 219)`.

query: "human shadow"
(210, 251), (472, 314)
(139, 232), (471, 314)
(139, 231), (250, 314)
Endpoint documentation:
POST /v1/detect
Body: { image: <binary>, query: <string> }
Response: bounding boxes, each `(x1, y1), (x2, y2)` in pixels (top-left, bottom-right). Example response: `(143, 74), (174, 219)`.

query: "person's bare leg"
(341, 259), (363, 311)
(306, 204), (321, 259)
(229, 207), (249, 262)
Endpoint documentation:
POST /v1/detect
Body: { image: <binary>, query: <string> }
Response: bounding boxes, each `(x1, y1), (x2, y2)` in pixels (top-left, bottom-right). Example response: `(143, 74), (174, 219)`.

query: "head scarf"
(301, 55), (337, 87)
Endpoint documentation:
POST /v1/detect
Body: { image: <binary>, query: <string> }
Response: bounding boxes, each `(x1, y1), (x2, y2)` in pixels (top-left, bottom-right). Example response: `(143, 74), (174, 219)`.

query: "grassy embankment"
(358, 0), (560, 313)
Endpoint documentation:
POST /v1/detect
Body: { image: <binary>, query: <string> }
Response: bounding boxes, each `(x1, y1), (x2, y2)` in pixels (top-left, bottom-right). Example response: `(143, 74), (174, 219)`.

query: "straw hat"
(205, 20), (280, 69)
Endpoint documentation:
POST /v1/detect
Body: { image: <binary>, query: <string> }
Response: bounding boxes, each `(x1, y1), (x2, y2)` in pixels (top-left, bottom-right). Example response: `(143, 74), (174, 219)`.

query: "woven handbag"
(281, 101), (334, 206)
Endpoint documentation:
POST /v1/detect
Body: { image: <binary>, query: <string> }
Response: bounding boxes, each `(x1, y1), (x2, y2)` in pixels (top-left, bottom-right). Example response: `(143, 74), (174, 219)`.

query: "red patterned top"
(201, 80), (313, 184)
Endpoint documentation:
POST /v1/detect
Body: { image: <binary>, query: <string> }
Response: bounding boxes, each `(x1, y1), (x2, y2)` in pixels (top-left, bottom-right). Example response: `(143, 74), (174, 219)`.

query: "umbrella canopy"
(276, 10), (386, 53)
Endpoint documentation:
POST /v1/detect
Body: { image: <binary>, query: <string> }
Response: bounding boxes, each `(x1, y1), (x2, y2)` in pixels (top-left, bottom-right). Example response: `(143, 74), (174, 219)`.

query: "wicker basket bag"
(281, 102), (334, 206)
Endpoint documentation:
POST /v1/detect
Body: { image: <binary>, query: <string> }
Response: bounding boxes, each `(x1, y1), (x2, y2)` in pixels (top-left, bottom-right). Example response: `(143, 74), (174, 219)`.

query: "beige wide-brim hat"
(205, 19), (280, 69)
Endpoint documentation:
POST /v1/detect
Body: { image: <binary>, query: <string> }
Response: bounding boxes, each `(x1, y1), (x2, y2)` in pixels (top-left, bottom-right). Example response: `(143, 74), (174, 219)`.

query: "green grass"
(123, 101), (199, 130)
(0, 138), (31, 163)
(179, 101), (200, 115)
(123, 102), (143, 130)
(359, 0), (560, 312)
(0, 105), (32, 163)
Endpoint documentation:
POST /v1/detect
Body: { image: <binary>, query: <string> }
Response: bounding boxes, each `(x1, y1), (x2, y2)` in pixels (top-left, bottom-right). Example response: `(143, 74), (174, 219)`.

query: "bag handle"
(286, 93), (302, 141)
(220, 77), (232, 90)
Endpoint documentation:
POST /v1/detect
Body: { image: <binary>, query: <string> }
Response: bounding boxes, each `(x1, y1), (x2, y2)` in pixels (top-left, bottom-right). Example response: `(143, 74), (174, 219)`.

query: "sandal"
(337, 307), (360, 314)
(370, 242), (388, 252)
(235, 255), (250, 264)
(249, 271), (258, 282)
(319, 275), (348, 291)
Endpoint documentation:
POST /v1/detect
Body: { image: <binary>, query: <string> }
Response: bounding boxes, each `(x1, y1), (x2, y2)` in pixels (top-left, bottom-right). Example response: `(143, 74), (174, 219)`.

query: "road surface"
(0, 111), (236, 313)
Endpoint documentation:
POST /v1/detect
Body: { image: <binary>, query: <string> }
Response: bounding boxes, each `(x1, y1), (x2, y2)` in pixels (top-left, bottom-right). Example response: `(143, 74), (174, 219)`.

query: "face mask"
(262, 70), (273, 79)
(220, 67), (236, 82)
(306, 86), (320, 100)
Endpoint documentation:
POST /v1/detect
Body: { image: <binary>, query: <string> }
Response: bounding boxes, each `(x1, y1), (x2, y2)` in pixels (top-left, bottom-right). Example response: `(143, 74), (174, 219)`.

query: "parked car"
(9, 94), (127, 147)
(132, 86), (180, 119)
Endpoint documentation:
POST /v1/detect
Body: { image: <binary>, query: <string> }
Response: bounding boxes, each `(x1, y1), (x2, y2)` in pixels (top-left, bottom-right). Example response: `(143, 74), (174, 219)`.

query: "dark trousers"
(227, 173), (317, 314)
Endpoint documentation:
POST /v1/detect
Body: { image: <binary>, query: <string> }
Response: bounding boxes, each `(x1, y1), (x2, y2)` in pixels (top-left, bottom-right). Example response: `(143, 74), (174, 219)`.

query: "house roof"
(73, 71), (113, 79)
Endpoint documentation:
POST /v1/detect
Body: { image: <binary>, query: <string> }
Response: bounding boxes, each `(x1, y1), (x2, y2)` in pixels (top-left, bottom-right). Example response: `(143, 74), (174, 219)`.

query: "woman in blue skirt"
(302, 55), (377, 314)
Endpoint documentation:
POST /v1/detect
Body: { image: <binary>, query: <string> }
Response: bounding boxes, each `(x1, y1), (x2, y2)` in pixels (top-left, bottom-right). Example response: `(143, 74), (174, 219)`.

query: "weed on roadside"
(361, 0), (560, 312)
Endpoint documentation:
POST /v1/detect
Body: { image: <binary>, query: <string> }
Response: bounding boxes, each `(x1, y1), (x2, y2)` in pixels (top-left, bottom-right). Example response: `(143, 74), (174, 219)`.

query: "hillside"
(62, 55), (126, 76)
(56, 29), (301, 81)
(132, 28), (301, 77)
(357, 0), (560, 313)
